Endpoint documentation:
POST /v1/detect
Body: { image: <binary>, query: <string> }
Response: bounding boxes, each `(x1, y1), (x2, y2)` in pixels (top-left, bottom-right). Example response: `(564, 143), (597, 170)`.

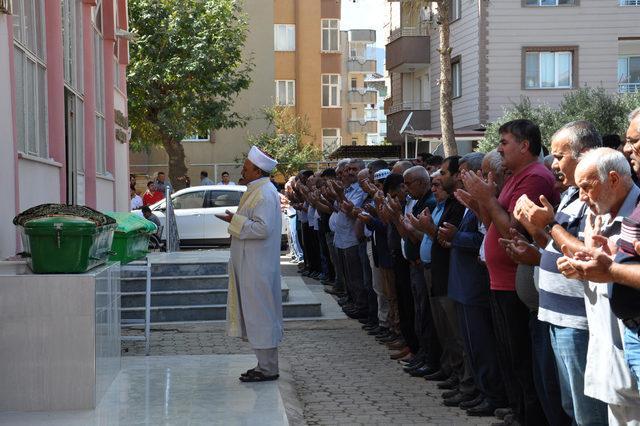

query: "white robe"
(226, 177), (283, 349)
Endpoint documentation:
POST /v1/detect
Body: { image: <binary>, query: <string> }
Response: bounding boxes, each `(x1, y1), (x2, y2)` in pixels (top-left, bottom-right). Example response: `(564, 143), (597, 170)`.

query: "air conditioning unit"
(0, 0), (12, 14)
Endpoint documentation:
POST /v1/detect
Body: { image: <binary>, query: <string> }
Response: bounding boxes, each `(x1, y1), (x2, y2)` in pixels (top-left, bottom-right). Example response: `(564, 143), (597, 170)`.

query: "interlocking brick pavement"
(123, 261), (496, 425)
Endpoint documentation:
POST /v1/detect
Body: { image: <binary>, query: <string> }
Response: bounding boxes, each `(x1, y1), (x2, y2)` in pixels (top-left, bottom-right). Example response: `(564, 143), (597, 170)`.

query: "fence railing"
(387, 100), (431, 115)
(388, 25), (428, 43)
(619, 83), (640, 93)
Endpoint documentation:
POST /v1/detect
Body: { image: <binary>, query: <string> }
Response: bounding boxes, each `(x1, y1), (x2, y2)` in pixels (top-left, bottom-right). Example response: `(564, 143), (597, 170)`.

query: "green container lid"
(23, 216), (98, 236)
(104, 211), (158, 234)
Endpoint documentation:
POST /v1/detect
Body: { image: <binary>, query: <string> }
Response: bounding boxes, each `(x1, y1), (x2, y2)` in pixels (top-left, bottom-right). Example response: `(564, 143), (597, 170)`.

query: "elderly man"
(514, 121), (607, 425)
(217, 146), (283, 382)
(557, 148), (640, 425)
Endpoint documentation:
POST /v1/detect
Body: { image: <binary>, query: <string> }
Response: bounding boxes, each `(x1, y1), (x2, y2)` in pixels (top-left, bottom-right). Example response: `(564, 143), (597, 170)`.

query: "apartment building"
(385, 0), (640, 155)
(132, 0), (379, 182)
(0, 0), (130, 259)
(336, 29), (379, 150)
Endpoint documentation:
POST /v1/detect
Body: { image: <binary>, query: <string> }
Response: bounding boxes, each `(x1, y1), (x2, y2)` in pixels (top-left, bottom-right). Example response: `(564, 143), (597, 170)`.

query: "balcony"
(386, 101), (431, 115)
(348, 89), (378, 104)
(620, 83), (640, 93)
(348, 120), (378, 134)
(347, 57), (377, 74)
(349, 29), (376, 44)
(386, 28), (430, 73)
(386, 102), (431, 145)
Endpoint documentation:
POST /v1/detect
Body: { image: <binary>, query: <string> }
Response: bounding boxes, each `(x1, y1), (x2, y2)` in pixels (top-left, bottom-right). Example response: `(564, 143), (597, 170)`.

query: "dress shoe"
(345, 310), (367, 320)
(466, 399), (505, 416)
(363, 324), (379, 332)
(401, 357), (422, 368)
(441, 389), (460, 399)
(443, 392), (478, 407)
(378, 333), (399, 343)
(397, 352), (414, 362)
(436, 376), (458, 389)
(409, 365), (438, 377)
(389, 346), (410, 360)
(366, 326), (384, 334)
(425, 370), (449, 382)
(324, 286), (341, 296)
(387, 340), (407, 350)
(459, 394), (484, 410)
(403, 361), (424, 373)
(494, 407), (513, 420)
(358, 317), (370, 324)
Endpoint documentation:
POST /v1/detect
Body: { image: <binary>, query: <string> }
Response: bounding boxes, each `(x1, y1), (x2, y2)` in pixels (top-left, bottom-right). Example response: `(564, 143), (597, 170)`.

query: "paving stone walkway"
(123, 266), (495, 426)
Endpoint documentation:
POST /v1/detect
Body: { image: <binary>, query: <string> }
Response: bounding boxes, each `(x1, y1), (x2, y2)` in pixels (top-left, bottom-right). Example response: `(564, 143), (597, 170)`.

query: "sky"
(341, 0), (388, 49)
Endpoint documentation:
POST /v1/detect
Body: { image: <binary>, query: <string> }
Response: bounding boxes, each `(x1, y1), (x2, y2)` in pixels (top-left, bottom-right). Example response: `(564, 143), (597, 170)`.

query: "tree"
(246, 107), (322, 177)
(127, 0), (253, 190)
(478, 88), (640, 153)
(411, 1), (457, 156)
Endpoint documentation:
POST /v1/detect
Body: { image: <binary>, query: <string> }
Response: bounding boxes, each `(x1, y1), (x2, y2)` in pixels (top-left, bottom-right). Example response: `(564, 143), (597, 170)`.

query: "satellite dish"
(399, 112), (414, 134)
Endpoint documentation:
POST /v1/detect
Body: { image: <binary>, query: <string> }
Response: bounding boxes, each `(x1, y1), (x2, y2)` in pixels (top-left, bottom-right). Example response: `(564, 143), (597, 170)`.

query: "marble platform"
(0, 355), (289, 426)
(0, 261), (121, 411)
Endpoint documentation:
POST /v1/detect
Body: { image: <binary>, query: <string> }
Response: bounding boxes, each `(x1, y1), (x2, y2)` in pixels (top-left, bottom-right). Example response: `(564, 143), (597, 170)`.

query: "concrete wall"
(18, 159), (62, 210)
(485, 0), (640, 122)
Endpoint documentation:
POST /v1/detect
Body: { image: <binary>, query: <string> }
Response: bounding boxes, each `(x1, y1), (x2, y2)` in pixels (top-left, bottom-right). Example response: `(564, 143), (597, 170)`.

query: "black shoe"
(401, 357), (423, 368)
(345, 310), (367, 320)
(425, 370), (449, 382)
(378, 333), (399, 343)
(436, 376), (459, 389)
(494, 408), (513, 420)
(443, 392), (477, 407)
(403, 361), (425, 373)
(441, 389), (460, 399)
(358, 317), (370, 324)
(466, 399), (504, 416)
(409, 365), (438, 377)
(362, 323), (378, 331)
(367, 326), (386, 335)
(459, 394), (484, 410)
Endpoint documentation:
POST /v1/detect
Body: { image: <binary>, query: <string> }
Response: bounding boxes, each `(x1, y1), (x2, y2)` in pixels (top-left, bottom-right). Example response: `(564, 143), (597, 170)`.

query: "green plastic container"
(19, 216), (116, 273)
(105, 212), (158, 264)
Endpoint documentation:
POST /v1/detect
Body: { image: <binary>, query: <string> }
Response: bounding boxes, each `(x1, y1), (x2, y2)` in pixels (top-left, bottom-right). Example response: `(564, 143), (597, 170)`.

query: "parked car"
(135, 185), (287, 247)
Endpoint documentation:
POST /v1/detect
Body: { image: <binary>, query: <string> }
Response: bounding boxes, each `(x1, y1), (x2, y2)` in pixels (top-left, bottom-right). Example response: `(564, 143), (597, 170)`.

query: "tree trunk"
(161, 137), (189, 191)
(437, 1), (458, 157)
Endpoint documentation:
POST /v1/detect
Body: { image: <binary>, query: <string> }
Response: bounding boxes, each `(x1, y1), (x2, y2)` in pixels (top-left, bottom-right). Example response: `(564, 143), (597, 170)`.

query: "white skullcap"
(373, 169), (391, 181)
(248, 145), (278, 173)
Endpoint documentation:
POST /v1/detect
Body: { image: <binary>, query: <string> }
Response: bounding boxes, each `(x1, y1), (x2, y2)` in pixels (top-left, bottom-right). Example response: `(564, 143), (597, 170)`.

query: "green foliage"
(127, 0), (253, 150)
(246, 107), (322, 177)
(478, 88), (640, 153)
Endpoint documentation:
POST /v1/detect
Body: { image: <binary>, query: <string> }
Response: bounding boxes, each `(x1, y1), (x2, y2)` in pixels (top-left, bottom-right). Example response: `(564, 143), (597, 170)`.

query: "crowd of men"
(283, 114), (640, 426)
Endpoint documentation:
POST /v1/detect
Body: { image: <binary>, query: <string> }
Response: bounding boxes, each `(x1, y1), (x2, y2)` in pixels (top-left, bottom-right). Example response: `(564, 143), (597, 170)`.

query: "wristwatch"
(544, 221), (558, 234)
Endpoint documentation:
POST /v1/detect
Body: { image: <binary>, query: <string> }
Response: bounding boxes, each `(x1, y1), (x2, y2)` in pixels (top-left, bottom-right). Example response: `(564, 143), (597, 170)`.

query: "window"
(62, 0), (83, 91)
(204, 190), (242, 208)
(450, 0), (461, 21)
(322, 129), (341, 153)
(274, 24), (295, 51)
(183, 132), (210, 142)
(618, 56), (640, 92)
(13, 0), (48, 158)
(620, 0), (640, 5)
(524, 50), (573, 89)
(173, 191), (206, 210)
(275, 80), (295, 106)
(351, 78), (357, 90)
(322, 74), (340, 107)
(525, 0), (574, 5)
(451, 58), (461, 98)
(93, 2), (106, 175)
(321, 19), (339, 52)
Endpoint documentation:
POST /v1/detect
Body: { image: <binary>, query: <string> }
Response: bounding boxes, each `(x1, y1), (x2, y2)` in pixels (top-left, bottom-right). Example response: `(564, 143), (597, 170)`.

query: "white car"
(136, 185), (286, 247)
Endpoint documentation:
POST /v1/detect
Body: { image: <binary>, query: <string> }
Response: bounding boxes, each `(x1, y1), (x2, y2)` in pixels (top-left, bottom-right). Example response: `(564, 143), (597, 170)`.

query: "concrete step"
(121, 286), (290, 308)
(121, 275), (229, 292)
(122, 261), (227, 278)
(120, 301), (321, 322)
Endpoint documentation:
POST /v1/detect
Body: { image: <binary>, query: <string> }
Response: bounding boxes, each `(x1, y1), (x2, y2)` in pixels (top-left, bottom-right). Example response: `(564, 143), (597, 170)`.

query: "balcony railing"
(388, 26), (428, 43)
(620, 0), (640, 5)
(387, 101), (431, 115)
(348, 89), (378, 104)
(619, 83), (640, 93)
(348, 120), (378, 134)
(347, 57), (377, 73)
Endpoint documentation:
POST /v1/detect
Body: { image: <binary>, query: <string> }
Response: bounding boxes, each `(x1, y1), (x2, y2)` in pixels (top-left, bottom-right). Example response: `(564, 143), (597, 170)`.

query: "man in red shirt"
(462, 119), (559, 426)
(143, 181), (164, 206)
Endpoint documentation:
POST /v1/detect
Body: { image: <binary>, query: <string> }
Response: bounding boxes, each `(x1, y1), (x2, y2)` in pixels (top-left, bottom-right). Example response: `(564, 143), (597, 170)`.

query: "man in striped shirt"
(515, 121), (607, 425)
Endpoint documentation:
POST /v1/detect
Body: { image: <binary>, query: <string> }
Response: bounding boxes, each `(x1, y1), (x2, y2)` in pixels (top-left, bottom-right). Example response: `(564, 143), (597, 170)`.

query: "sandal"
(239, 370), (279, 382)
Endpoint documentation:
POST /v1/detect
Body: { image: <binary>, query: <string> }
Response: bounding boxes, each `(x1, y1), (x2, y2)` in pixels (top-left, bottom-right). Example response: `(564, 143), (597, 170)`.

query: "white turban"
(248, 146), (278, 173)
